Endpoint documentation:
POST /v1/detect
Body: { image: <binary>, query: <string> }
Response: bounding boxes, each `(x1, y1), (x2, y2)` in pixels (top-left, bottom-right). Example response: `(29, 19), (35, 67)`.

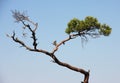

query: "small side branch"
(8, 31), (50, 55)
(52, 37), (71, 54)
(52, 34), (79, 54)
(21, 21), (38, 50)
(10, 31), (33, 51)
(27, 24), (37, 49)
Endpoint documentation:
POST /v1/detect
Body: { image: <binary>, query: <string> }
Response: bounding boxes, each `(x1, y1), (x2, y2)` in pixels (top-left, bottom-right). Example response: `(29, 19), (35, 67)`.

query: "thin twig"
(51, 33), (79, 54)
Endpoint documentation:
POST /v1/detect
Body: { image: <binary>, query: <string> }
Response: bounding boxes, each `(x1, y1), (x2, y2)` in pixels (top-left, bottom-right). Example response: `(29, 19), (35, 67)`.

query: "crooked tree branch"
(27, 19), (38, 32)
(9, 15), (90, 82)
(11, 32), (33, 51)
(50, 54), (89, 83)
(10, 32), (50, 55)
(10, 32), (90, 83)
(21, 20), (38, 49)
(50, 33), (90, 83)
(51, 33), (79, 54)
(9, 30), (90, 83)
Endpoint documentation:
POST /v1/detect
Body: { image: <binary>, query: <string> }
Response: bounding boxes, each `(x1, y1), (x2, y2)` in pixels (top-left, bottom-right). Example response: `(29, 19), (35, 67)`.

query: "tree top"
(65, 16), (112, 37)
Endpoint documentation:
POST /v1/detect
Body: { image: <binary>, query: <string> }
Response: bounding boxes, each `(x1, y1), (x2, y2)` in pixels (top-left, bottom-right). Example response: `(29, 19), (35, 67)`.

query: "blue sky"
(0, 0), (120, 83)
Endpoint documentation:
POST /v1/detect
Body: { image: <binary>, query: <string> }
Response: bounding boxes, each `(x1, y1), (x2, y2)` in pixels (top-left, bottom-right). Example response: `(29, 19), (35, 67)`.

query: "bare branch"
(21, 20), (38, 50)
(12, 10), (29, 23)
(10, 10), (91, 83)
(27, 19), (38, 32)
(51, 33), (79, 54)
(50, 54), (90, 83)
(12, 10), (38, 32)
(10, 31), (32, 50)
(8, 32), (49, 55)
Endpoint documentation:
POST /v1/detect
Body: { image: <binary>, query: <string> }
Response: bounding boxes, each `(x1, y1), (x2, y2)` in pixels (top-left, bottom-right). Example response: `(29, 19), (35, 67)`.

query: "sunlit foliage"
(65, 16), (112, 37)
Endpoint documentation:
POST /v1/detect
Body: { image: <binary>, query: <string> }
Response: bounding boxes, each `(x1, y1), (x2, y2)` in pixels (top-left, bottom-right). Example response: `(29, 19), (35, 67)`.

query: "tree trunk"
(51, 54), (90, 83)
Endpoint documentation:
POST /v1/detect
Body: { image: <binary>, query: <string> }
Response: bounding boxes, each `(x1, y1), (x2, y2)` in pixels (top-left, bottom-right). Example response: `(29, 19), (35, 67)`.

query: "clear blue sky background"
(0, 0), (120, 83)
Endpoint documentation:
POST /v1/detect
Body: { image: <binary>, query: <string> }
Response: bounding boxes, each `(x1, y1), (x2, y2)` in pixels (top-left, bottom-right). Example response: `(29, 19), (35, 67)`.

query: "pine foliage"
(65, 16), (111, 36)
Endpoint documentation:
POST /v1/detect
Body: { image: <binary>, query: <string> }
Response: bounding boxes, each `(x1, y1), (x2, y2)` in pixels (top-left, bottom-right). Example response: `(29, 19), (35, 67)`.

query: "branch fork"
(8, 10), (90, 83)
